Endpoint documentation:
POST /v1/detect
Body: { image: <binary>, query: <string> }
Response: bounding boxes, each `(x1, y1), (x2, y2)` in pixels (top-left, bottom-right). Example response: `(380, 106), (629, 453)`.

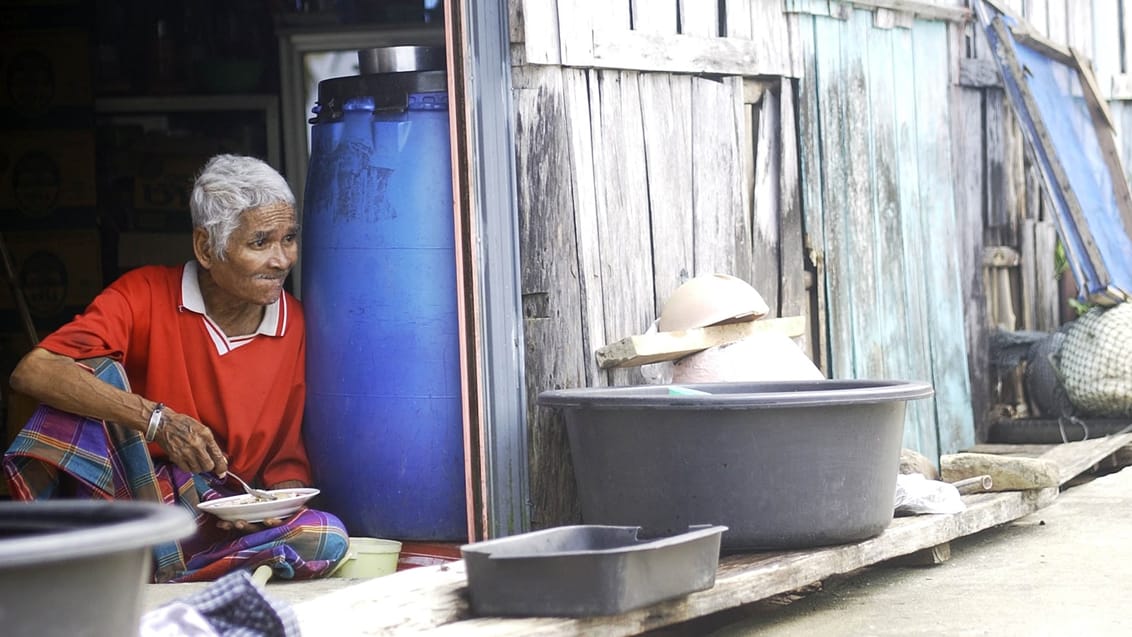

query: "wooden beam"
(1010, 27), (1074, 66)
(594, 316), (808, 369)
(588, 29), (794, 76)
(785, 0), (970, 23)
(1039, 430), (1132, 486)
(958, 58), (1001, 88)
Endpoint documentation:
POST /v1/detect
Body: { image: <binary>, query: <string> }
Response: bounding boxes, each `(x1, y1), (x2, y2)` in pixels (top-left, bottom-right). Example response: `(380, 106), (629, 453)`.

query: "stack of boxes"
(0, 7), (104, 451)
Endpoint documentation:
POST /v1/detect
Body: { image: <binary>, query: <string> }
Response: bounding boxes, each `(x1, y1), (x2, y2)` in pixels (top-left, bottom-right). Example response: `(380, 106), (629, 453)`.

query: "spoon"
(225, 471), (278, 501)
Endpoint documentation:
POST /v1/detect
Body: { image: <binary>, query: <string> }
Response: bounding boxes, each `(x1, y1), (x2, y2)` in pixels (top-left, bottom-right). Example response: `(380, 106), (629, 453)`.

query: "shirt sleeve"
(38, 276), (138, 362)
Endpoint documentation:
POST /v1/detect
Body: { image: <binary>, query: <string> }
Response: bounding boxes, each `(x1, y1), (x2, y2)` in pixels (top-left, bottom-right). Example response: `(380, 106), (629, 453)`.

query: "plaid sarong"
(2, 358), (348, 583)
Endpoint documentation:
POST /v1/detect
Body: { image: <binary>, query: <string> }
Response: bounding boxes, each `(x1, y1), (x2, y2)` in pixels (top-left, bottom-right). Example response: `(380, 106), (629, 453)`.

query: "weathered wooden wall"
(510, 0), (810, 528)
(792, 2), (976, 460)
(507, 0), (1132, 529)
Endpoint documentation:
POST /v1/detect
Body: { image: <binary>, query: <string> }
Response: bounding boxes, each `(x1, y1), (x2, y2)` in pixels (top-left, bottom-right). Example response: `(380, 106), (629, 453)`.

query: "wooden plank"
(594, 69), (655, 387)
(749, 0), (793, 78)
(632, 0), (678, 34)
(589, 29), (793, 76)
(639, 72), (694, 315)
(513, 68), (589, 530)
(724, 0), (752, 39)
(1010, 25), (1074, 66)
(952, 83), (992, 440)
(985, 88), (1010, 235)
(813, 13), (853, 379)
(785, 11), (807, 78)
(563, 68), (607, 389)
(1019, 218), (1037, 330)
(785, 0), (970, 22)
(958, 58), (1000, 87)
(1064, 0), (1091, 64)
(1089, 0), (1120, 98)
(1044, 0), (1066, 45)
(520, 0), (562, 64)
(796, 13), (829, 374)
(557, 0), (596, 66)
(595, 316), (809, 368)
(1039, 430), (1132, 485)
(751, 87), (782, 313)
(890, 21), (937, 456)
(911, 18), (976, 454)
(1024, 0), (1049, 37)
(842, 7), (884, 379)
(1033, 220), (1059, 331)
(690, 75), (750, 280)
(296, 487), (1058, 636)
(778, 77), (810, 356)
(679, 0), (718, 36)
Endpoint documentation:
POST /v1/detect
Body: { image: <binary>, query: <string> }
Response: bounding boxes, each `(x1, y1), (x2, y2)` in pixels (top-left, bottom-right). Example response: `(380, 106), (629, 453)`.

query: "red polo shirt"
(37, 262), (311, 486)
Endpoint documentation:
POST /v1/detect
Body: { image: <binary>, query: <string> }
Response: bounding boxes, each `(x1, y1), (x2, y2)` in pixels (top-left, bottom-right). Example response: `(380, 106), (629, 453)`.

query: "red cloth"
(38, 262), (311, 486)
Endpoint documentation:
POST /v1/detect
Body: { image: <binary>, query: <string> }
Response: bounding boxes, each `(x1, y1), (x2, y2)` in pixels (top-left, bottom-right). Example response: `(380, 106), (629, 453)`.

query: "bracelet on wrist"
(145, 402), (165, 442)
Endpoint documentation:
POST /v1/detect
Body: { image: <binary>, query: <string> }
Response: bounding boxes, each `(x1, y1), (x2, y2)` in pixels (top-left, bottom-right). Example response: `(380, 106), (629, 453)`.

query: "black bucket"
(0, 500), (195, 636)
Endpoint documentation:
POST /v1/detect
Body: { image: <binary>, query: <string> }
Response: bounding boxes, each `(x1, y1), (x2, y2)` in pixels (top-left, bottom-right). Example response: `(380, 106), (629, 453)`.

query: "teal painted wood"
(909, 20), (976, 454)
(797, 14), (831, 374)
(799, 10), (975, 456)
(842, 9), (877, 382)
(889, 22), (940, 459)
(814, 13), (856, 380)
(862, 13), (936, 456)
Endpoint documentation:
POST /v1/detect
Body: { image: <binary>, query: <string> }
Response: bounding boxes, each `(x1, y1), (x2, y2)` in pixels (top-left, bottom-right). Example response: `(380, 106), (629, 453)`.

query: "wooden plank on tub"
(594, 316), (808, 369)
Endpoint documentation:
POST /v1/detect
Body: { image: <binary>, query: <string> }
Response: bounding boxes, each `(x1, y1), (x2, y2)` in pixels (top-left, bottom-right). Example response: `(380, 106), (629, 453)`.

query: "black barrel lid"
(311, 69), (447, 122)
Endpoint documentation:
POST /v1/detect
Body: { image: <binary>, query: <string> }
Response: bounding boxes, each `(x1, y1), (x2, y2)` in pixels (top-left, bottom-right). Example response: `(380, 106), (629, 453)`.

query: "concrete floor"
(648, 465), (1132, 637)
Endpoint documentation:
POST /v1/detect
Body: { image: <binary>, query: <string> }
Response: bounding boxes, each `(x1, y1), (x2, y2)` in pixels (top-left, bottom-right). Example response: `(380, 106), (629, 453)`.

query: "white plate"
(196, 488), (320, 523)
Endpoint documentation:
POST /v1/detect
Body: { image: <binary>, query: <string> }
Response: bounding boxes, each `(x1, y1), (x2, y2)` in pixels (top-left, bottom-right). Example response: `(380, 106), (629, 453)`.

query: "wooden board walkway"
(294, 433), (1132, 636)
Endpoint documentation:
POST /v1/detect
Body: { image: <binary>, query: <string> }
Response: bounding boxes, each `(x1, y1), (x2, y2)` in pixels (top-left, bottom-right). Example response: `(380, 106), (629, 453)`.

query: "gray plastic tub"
(0, 500), (196, 636)
(539, 380), (934, 550)
(462, 524), (726, 617)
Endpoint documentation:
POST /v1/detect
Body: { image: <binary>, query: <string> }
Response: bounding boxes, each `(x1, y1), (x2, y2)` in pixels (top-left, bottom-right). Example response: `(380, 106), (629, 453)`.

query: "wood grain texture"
(910, 19), (976, 454)
(796, 13), (830, 374)
(691, 75), (750, 281)
(778, 77), (810, 354)
(639, 73), (695, 315)
(751, 87), (782, 312)
(592, 69), (656, 387)
(513, 67), (587, 530)
(893, 22), (940, 455)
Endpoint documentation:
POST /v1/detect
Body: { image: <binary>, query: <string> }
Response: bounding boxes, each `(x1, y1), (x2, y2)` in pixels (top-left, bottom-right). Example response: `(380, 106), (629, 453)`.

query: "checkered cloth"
(140, 570), (300, 637)
(2, 358), (348, 583)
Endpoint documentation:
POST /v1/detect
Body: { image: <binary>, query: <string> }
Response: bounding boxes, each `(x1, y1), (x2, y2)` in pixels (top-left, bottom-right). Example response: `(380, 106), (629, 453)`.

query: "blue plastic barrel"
(301, 57), (466, 541)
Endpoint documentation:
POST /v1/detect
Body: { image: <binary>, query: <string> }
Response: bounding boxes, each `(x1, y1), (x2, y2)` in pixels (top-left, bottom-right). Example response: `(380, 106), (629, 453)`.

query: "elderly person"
(2, 154), (348, 583)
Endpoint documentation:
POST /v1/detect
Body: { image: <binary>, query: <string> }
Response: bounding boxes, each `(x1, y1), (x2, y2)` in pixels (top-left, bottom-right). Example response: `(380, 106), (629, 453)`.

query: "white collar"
(179, 261), (287, 353)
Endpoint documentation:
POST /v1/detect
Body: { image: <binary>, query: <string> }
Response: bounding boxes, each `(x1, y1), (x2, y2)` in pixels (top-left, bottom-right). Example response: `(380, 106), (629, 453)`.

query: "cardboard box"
(128, 153), (210, 232)
(0, 28), (94, 125)
(0, 229), (102, 333)
(0, 129), (98, 229)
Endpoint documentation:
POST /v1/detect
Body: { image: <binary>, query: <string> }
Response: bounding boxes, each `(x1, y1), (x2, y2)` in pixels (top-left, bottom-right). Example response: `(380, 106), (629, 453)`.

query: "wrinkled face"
(206, 203), (299, 306)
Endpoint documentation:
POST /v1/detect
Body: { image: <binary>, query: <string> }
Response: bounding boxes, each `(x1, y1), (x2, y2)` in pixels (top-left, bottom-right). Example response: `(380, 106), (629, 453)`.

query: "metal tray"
(461, 524), (727, 617)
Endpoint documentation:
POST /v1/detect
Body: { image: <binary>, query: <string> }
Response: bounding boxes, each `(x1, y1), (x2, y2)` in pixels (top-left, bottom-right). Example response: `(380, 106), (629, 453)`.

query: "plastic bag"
(893, 473), (966, 516)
